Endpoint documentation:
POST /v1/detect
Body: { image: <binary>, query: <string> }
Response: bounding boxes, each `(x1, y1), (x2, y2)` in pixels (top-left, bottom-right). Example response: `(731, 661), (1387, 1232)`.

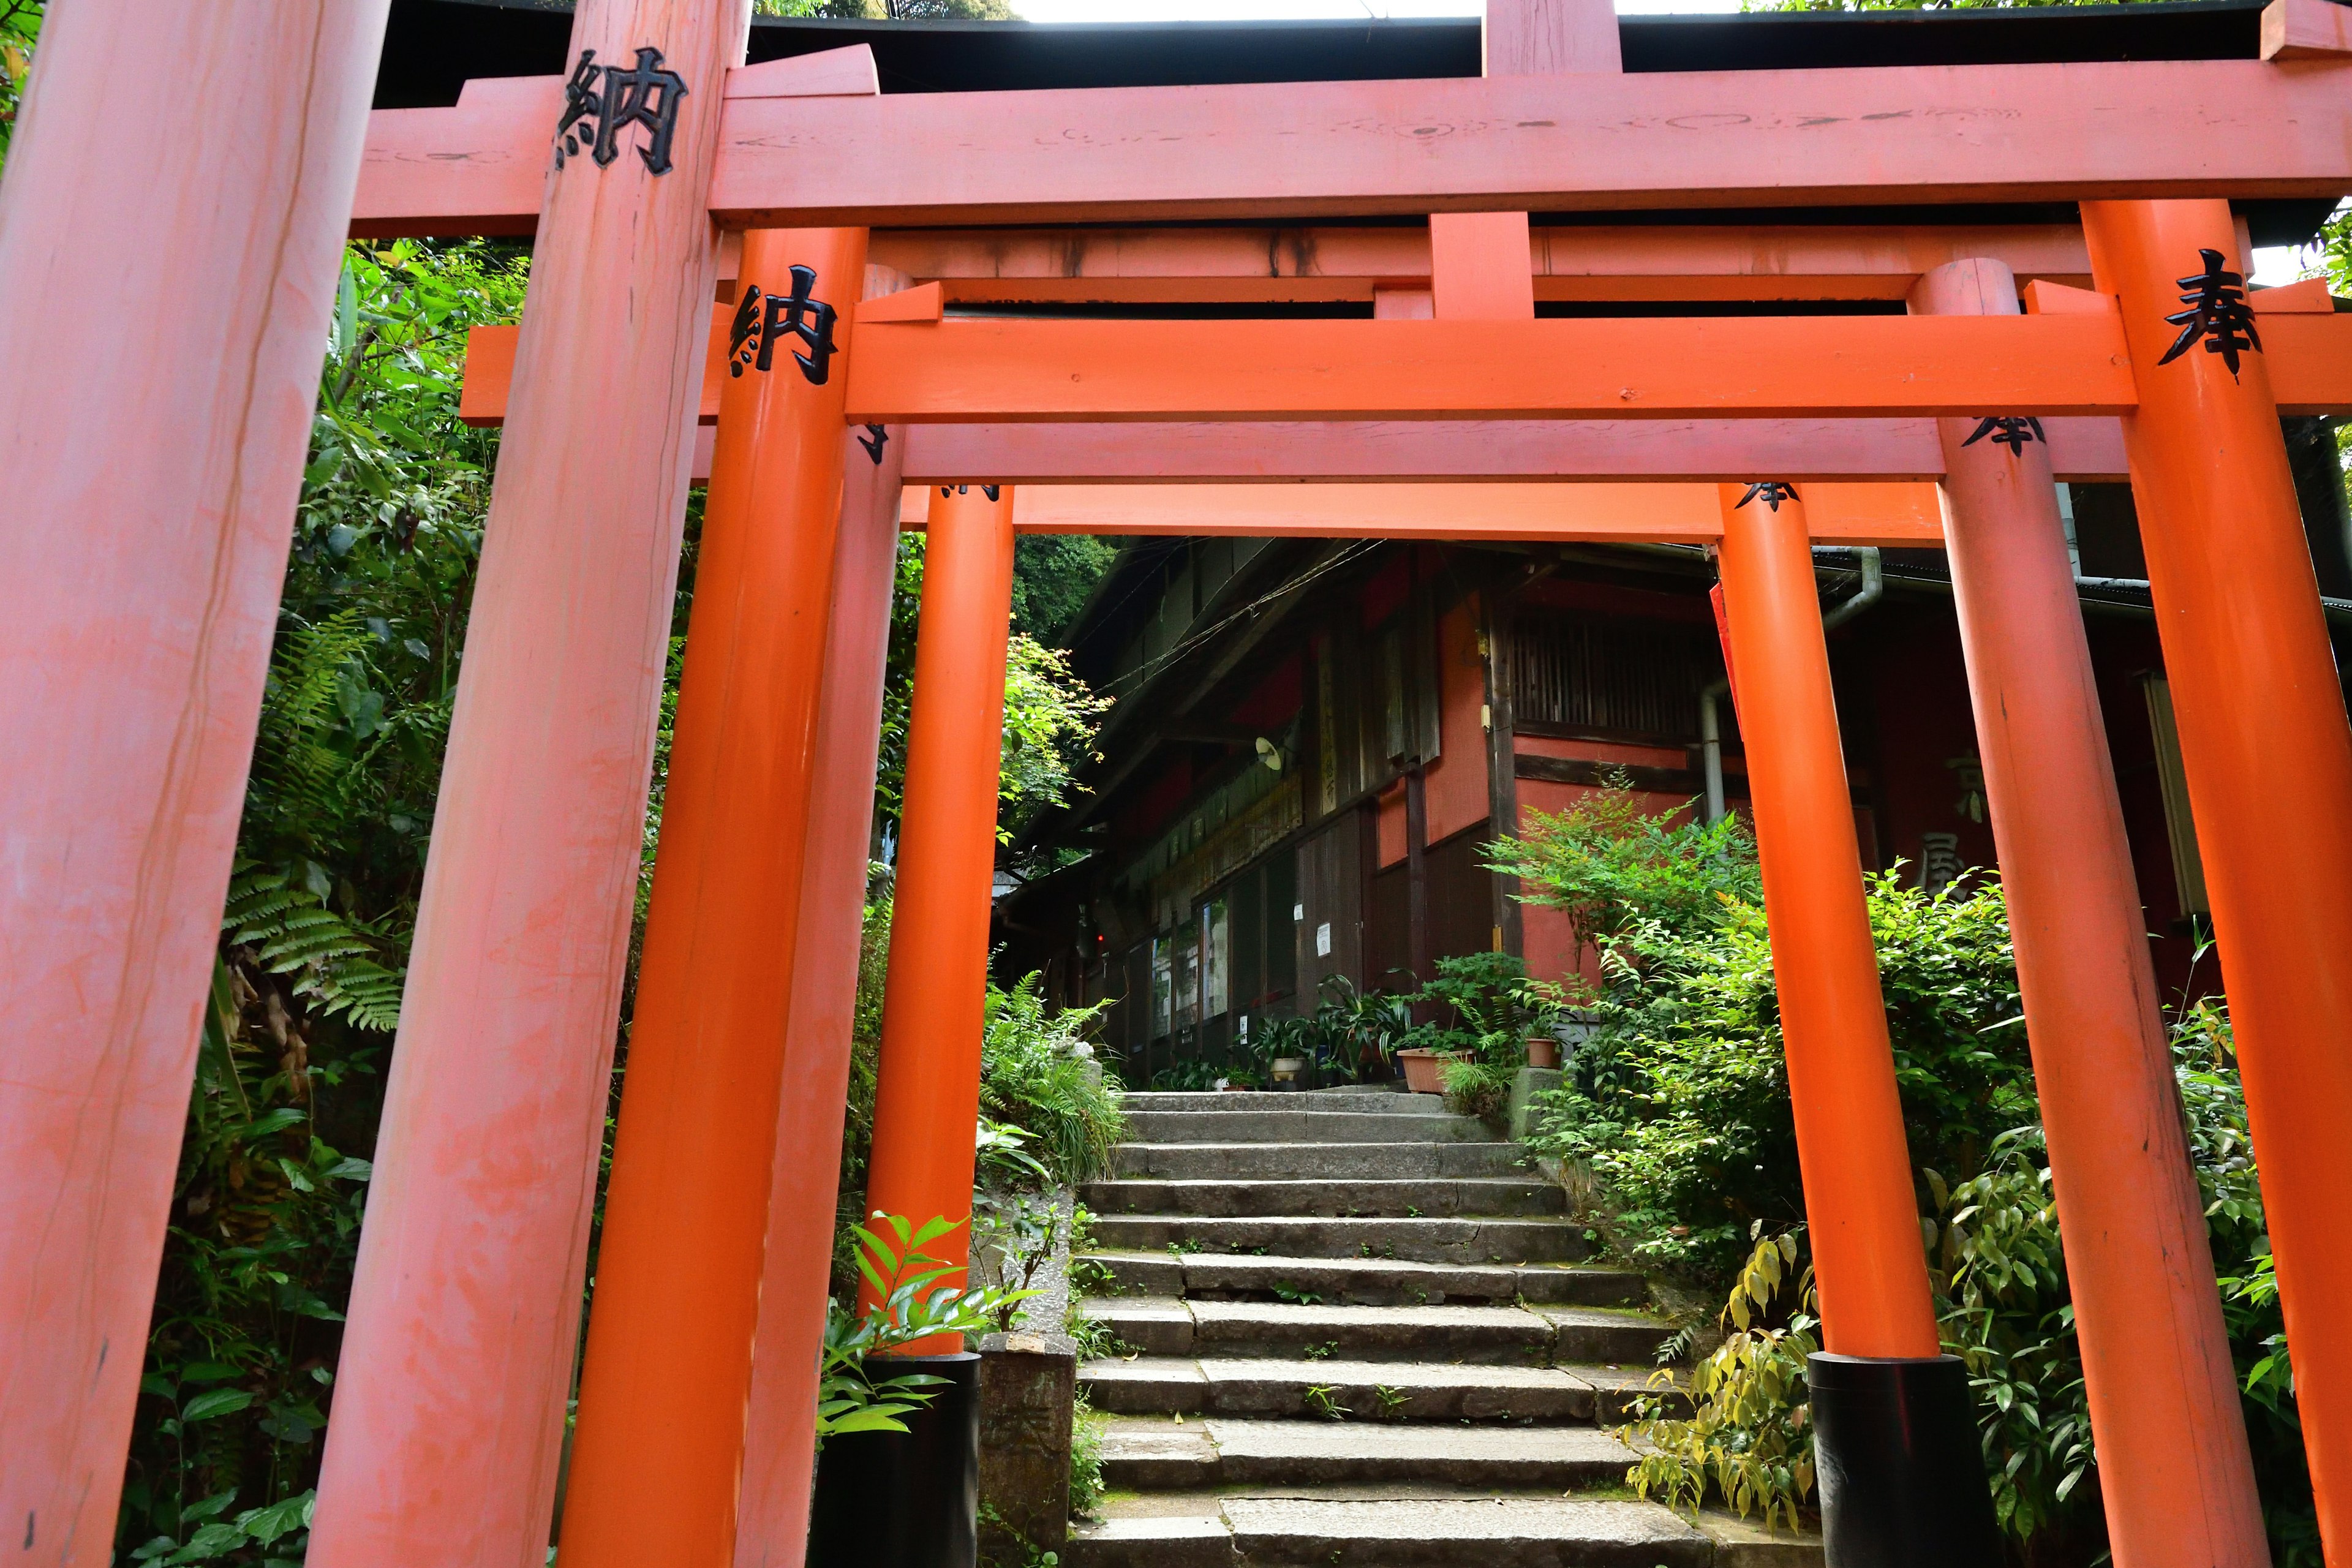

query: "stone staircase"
(1065, 1086), (1819, 1567)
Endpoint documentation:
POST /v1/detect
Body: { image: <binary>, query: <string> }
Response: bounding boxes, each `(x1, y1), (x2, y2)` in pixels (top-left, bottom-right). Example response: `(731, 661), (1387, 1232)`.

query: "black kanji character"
(948, 484), (1002, 502)
(553, 46), (688, 175)
(858, 425), (890, 465)
(1736, 482), (1800, 512)
(555, 50), (602, 170)
(1961, 416), (2047, 458)
(2157, 249), (2262, 379)
(726, 266), (839, 386)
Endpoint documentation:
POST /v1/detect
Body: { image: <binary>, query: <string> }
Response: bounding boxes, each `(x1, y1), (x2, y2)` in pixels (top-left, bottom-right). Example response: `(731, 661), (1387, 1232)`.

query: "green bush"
(980, 975), (1125, 1188)
(1487, 780), (1761, 988)
(1518, 845), (2032, 1277)
(1513, 794), (2315, 1559)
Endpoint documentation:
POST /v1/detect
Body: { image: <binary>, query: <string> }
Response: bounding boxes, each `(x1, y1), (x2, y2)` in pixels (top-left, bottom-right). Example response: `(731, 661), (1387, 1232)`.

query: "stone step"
(1099, 1415), (1640, 1491)
(1082, 1248), (1645, 1308)
(1066, 1490), (1820, 1568)
(1123, 1108), (1498, 1146)
(1089, 1213), (1593, 1265)
(1121, 1088), (1440, 1114)
(1082, 1356), (1684, 1426)
(1080, 1177), (1564, 1219)
(1110, 1140), (1528, 1181)
(1077, 1297), (1673, 1365)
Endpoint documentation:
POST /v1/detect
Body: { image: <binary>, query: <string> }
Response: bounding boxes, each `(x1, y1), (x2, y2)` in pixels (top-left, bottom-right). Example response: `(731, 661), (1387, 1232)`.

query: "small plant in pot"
(1400, 954), (1574, 1114)
(1254, 1015), (1314, 1091)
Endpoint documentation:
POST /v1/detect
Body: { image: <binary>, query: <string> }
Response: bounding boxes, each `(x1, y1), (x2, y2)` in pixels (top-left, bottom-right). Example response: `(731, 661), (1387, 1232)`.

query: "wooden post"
(0, 4), (389, 1556)
(859, 483), (1018, 1348)
(309, 3), (752, 1563)
(1482, 581), (1525, 957)
(1483, 0), (1622, 75)
(1713, 483), (1939, 1359)
(556, 226), (869, 1568)
(2084, 196), (2352, 1564)
(1715, 480), (1999, 1561)
(734, 274), (912, 1568)
(1915, 256), (2268, 1567)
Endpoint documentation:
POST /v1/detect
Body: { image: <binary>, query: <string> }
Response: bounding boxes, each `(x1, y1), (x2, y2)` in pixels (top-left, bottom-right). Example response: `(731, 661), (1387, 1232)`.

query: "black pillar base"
(807, 1352), (981, 1568)
(1809, 1352), (2002, 1568)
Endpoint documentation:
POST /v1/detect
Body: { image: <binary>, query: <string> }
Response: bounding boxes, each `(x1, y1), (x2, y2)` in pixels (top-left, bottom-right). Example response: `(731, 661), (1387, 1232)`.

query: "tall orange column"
(734, 401), (908, 1568)
(1716, 483), (1997, 1563)
(310, 3), (752, 1564)
(2084, 197), (2352, 1563)
(1713, 483), (1939, 1359)
(1914, 257), (2267, 1567)
(0, 4), (388, 1558)
(861, 483), (1019, 1350)
(554, 227), (869, 1568)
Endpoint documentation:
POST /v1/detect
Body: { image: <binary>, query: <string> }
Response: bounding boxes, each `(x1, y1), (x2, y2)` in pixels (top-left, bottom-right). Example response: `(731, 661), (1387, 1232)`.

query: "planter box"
(1395, 1047), (1460, 1095)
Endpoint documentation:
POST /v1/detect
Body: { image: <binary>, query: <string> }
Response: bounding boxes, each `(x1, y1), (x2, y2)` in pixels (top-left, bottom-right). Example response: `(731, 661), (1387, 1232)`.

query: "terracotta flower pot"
(1526, 1036), (1561, 1071)
(1395, 1047), (1457, 1095)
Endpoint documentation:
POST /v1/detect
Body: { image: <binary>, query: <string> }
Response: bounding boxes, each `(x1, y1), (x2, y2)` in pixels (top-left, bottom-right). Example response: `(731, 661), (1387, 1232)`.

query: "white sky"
(1007, 0), (2325, 279)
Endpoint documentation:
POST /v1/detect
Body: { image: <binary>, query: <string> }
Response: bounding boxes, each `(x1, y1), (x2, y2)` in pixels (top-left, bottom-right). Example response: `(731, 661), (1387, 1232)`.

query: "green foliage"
(1924, 1132), (2094, 1542)
(981, 974), (1126, 1186)
(1067, 1393), (1110, 1519)
(0, 0), (39, 176)
(123, 961), (379, 1562)
(821, 1214), (1034, 1445)
(1303, 1384), (1350, 1421)
(1621, 1232), (1819, 1532)
(1013, 534), (1120, 641)
(1515, 792), (2031, 1277)
(1403, 951), (1571, 1068)
(1278, 974), (1419, 1084)
(875, 534), (1113, 864)
(1487, 783), (1761, 986)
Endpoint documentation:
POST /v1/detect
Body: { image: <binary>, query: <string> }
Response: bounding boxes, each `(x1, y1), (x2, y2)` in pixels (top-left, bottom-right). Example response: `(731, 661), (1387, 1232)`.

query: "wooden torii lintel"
(894, 479), (1945, 548)
(353, 48), (2352, 235)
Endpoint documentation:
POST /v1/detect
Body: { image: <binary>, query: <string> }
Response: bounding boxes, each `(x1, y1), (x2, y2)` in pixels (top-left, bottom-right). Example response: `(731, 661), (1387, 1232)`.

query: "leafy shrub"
(980, 976), (1125, 1186)
(1403, 951), (1571, 1069)
(1521, 859), (2032, 1279)
(1621, 1231), (1819, 1531)
(1487, 781), (1762, 986)
(822, 1215), (1032, 1446)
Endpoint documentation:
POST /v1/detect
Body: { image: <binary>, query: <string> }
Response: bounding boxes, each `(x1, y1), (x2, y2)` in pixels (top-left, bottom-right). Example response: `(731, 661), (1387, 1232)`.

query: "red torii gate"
(6, 3), (2352, 1568)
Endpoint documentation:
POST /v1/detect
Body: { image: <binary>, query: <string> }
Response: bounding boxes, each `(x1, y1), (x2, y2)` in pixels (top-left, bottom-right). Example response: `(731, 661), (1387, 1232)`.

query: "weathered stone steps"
(1078, 1295), (1670, 1365)
(1110, 1139), (1528, 1180)
(1080, 1354), (1679, 1424)
(1099, 1415), (1640, 1490)
(1121, 1107), (1500, 1145)
(1068, 1490), (1817, 1568)
(1087, 1212), (1591, 1265)
(1080, 1176), (1564, 1219)
(1082, 1247), (1646, 1306)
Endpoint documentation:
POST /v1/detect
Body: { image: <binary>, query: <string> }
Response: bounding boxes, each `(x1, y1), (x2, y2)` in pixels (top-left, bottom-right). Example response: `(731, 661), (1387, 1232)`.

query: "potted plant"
(1393, 1042), (1458, 1095)
(1250, 1016), (1311, 1091)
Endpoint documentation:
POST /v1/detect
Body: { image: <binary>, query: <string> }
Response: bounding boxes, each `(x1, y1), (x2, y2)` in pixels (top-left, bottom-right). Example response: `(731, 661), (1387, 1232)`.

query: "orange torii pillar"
(1914, 257), (2267, 1567)
(734, 390), (911, 1568)
(309, 2), (750, 1562)
(0, 4), (388, 1556)
(2085, 196), (2352, 1562)
(1712, 482), (2000, 1566)
(554, 227), (869, 1568)
(809, 483), (1016, 1565)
